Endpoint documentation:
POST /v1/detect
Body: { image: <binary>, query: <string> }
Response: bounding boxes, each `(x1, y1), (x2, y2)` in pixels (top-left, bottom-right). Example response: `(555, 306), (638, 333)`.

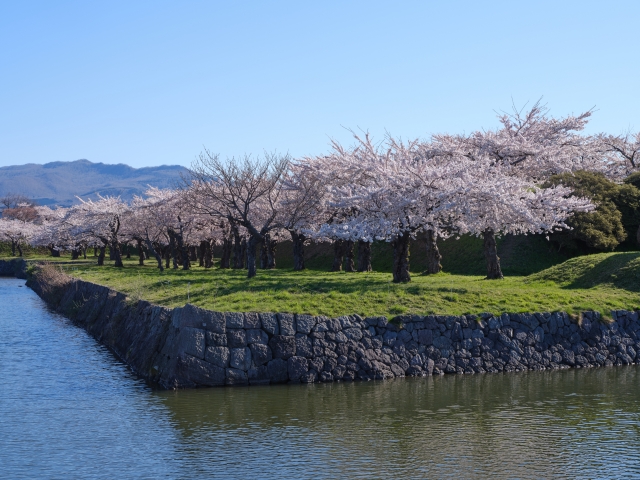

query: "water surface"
(2, 277), (640, 479)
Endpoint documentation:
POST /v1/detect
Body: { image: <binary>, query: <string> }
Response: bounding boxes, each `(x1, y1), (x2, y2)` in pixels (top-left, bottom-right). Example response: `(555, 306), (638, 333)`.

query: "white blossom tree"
(187, 151), (290, 278)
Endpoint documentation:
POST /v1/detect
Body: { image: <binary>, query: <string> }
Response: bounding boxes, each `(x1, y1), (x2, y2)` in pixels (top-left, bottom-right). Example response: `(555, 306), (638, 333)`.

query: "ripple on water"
(2, 277), (640, 479)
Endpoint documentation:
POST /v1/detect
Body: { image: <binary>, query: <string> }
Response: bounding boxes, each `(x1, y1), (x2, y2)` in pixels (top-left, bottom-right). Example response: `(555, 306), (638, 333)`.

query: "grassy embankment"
(5, 235), (638, 318)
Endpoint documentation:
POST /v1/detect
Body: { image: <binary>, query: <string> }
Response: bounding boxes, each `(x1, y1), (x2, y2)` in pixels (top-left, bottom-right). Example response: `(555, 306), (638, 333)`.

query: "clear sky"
(1, 1), (638, 168)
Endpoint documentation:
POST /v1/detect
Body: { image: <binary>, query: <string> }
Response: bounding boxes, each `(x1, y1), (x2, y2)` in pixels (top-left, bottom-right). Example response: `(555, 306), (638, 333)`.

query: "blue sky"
(1, 1), (638, 168)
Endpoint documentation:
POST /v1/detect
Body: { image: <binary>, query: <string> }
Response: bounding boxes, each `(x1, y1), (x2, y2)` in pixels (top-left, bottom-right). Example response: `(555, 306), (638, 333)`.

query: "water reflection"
(154, 369), (640, 478)
(3, 277), (640, 479)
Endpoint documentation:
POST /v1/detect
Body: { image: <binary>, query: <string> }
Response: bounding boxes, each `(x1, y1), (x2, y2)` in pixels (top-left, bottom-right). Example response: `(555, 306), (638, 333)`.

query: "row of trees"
(2, 103), (639, 282)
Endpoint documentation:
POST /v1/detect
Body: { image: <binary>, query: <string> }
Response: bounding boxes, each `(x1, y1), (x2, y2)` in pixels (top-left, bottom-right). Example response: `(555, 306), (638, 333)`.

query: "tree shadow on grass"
(143, 268), (400, 302)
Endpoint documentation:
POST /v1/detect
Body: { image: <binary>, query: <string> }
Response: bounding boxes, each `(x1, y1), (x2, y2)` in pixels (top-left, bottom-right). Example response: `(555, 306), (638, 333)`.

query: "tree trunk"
(263, 233), (276, 269)
(189, 246), (197, 262)
(51, 247), (60, 258)
(483, 229), (503, 280)
(173, 228), (189, 270)
(144, 237), (163, 272)
(71, 248), (80, 260)
(344, 240), (355, 272)
(232, 226), (244, 269)
(93, 246), (98, 257)
(126, 243), (131, 259)
(291, 231), (306, 271)
(136, 238), (145, 266)
(98, 245), (106, 266)
(198, 241), (206, 267)
(260, 238), (268, 269)
(203, 240), (214, 268)
(220, 237), (232, 269)
(241, 238), (247, 269)
(331, 240), (344, 271)
(167, 231), (179, 269)
(111, 241), (124, 268)
(163, 246), (170, 269)
(82, 246), (87, 259)
(392, 232), (411, 283)
(246, 235), (260, 278)
(357, 240), (372, 272)
(16, 243), (23, 257)
(424, 229), (442, 274)
(10, 240), (16, 256)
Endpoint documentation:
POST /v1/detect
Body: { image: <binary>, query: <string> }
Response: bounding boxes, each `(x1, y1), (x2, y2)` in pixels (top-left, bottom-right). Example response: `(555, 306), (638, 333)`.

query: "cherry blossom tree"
(311, 133), (458, 282)
(0, 217), (40, 256)
(75, 195), (130, 267)
(187, 151), (290, 278)
(427, 103), (598, 278)
(278, 158), (331, 270)
(596, 131), (640, 177)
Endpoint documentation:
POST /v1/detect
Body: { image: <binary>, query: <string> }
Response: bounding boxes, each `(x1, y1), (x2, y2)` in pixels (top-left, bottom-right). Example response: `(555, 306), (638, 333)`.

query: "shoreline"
(3, 258), (640, 389)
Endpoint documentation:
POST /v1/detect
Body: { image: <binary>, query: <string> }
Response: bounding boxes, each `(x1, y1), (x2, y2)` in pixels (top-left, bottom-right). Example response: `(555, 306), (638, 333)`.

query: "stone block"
(309, 357), (324, 372)
(227, 329), (247, 348)
(177, 354), (225, 386)
(267, 358), (289, 383)
(177, 327), (205, 359)
(425, 358), (435, 375)
(398, 329), (412, 343)
(451, 323), (463, 342)
(277, 313), (296, 336)
(248, 366), (270, 385)
(260, 313), (279, 336)
(433, 336), (451, 349)
(365, 317), (379, 327)
(250, 343), (272, 366)
(471, 329), (484, 339)
(203, 311), (227, 333)
(313, 321), (329, 333)
(326, 318), (342, 332)
(246, 329), (269, 345)
(225, 368), (248, 385)
(225, 312), (245, 329)
(179, 305), (226, 333)
(205, 346), (230, 368)
(296, 314), (316, 334)
(295, 334), (313, 358)
(230, 347), (252, 371)
(206, 332), (227, 347)
(244, 312), (261, 329)
(323, 357), (338, 372)
(269, 335), (296, 359)
(300, 370), (317, 383)
(178, 304), (208, 328)
(287, 356), (309, 382)
(335, 332), (348, 343)
(533, 327), (544, 344)
(418, 329), (433, 346)
(319, 371), (333, 382)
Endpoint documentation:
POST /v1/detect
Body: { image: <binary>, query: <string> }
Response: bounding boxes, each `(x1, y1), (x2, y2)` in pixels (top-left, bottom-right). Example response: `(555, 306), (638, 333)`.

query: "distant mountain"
(0, 159), (190, 207)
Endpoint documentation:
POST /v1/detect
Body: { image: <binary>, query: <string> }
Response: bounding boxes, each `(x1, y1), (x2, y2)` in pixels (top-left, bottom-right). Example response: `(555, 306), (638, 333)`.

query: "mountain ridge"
(0, 159), (190, 207)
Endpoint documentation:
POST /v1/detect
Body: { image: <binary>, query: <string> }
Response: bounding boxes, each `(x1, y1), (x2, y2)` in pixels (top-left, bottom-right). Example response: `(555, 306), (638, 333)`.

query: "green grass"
(44, 252), (639, 318)
(4, 239), (638, 317)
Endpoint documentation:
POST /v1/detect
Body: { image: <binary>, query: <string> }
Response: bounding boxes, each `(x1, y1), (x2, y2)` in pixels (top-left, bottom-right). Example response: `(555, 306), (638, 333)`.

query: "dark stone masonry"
(2, 259), (639, 389)
(0, 258), (27, 278)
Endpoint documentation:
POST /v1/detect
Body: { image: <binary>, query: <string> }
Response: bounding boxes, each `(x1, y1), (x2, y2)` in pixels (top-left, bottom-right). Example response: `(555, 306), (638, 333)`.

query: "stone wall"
(0, 258), (27, 278)
(18, 266), (640, 389)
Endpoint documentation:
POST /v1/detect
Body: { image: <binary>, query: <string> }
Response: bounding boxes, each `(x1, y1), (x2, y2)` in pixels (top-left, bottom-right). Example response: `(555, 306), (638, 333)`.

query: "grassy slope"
(4, 238), (638, 317)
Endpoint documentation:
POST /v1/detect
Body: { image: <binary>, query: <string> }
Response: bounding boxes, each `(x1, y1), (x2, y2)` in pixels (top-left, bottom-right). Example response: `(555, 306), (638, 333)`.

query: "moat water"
(2, 277), (640, 479)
